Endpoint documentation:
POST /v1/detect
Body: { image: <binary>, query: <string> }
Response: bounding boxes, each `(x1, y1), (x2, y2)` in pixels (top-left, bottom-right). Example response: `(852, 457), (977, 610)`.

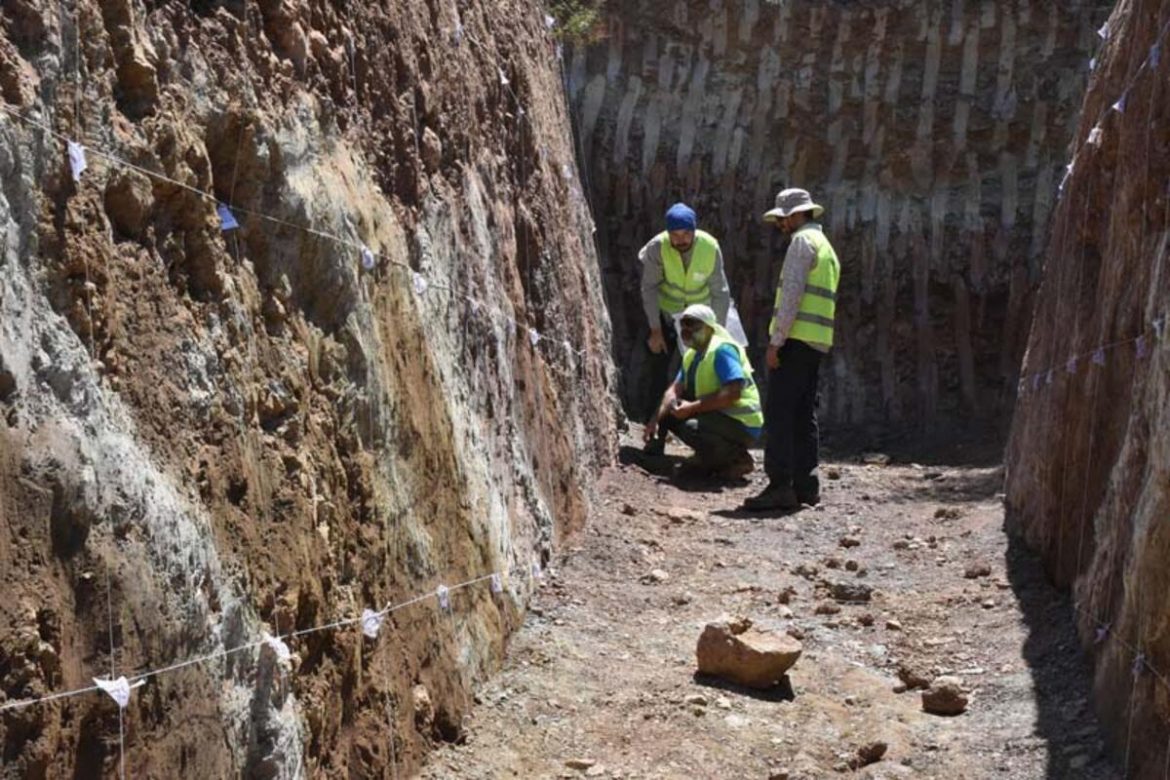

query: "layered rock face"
(569, 0), (1109, 430)
(0, 0), (614, 776)
(1006, 0), (1170, 773)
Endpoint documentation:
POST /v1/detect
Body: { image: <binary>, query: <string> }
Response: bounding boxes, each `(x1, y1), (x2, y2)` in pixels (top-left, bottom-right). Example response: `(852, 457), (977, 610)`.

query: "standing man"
(744, 189), (840, 511)
(643, 304), (761, 480)
(639, 203), (731, 455)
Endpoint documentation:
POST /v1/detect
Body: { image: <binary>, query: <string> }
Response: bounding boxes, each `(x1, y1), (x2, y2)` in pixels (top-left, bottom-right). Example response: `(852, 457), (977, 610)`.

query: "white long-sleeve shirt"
(770, 223), (830, 352)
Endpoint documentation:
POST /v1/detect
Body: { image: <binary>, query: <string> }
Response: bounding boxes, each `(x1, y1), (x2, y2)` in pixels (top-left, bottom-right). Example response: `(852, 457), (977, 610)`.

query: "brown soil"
(419, 430), (1120, 779)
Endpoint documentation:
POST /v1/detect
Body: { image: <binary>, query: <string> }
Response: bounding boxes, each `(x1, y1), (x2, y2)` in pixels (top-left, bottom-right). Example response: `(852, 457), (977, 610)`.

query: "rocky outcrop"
(0, 0), (615, 776)
(568, 0), (1109, 430)
(1005, 0), (1170, 773)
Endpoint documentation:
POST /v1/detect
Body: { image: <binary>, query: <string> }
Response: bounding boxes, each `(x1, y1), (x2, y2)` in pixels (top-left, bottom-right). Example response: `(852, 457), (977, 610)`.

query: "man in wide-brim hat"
(743, 188), (841, 511)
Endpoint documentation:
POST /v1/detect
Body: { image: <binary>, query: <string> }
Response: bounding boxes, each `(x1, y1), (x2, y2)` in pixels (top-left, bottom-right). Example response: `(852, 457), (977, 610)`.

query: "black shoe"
(741, 483), (800, 511)
(643, 438), (665, 457)
(795, 476), (820, 506)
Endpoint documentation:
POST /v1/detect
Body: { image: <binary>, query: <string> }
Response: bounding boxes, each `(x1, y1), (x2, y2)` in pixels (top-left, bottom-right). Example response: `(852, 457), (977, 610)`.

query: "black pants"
(763, 340), (823, 491)
(661, 412), (755, 470)
(645, 312), (682, 423)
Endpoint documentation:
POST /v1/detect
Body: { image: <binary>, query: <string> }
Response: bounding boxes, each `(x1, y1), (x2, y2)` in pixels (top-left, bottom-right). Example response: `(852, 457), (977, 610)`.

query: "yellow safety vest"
(657, 230), (719, 315)
(680, 332), (765, 430)
(769, 225), (839, 348)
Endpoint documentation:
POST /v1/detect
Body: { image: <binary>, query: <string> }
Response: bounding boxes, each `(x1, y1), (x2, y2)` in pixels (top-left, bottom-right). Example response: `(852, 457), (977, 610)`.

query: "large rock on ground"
(696, 619), (802, 689)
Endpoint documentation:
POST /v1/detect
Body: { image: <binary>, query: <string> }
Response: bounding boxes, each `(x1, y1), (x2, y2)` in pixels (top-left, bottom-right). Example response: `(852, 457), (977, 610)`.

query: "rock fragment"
(695, 619), (802, 689)
(922, 675), (969, 715)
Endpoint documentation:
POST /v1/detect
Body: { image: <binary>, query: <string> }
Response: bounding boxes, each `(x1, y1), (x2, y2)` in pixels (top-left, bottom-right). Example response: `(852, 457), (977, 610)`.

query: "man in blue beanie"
(639, 202), (731, 456)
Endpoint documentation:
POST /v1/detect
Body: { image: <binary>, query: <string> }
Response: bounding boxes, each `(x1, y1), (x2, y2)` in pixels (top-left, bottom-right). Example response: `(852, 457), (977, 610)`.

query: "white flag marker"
(490, 573), (503, 594)
(436, 585), (450, 610)
(68, 141), (87, 182)
(412, 272), (429, 295)
(361, 609), (385, 639)
(528, 328), (541, 347)
(264, 633), (292, 665)
(94, 676), (134, 708)
(361, 246), (377, 271)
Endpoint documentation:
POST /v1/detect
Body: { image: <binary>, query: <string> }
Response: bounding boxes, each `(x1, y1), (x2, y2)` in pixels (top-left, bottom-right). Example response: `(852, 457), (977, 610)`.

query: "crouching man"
(642, 304), (763, 481)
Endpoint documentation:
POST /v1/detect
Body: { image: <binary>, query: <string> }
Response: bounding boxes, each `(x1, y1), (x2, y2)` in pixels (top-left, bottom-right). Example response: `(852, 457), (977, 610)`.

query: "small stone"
(672, 591), (694, 606)
(839, 536), (861, 549)
(815, 601), (842, 615)
(850, 741), (889, 769)
(793, 562), (820, 579)
(922, 675), (969, 715)
(586, 766), (607, 778)
(777, 605), (794, 619)
(684, 694), (707, 706)
(777, 586), (798, 604)
(831, 582), (873, 602)
(565, 758), (597, 771)
(935, 506), (962, 519)
(892, 540), (910, 550)
(620, 503), (637, 516)
(845, 559), (860, 571)
(641, 569), (669, 584)
(824, 556), (843, 569)
(964, 563), (992, 579)
(715, 696), (732, 710)
(862, 452), (891, 465)
(886, 619), (903, 631)
(981, 598), (997, 609)
(858, 613), (875, 627)
(826, 467), (842, 480)
(897, 663), (931, 690)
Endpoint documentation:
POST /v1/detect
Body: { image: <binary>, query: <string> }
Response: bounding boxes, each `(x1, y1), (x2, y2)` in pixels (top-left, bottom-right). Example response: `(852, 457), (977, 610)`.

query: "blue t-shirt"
(677, 344), (761, 438)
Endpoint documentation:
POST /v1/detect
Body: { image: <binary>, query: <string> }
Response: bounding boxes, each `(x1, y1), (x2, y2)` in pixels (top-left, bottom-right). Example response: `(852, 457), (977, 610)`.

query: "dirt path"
(419, 433), (1119, 780)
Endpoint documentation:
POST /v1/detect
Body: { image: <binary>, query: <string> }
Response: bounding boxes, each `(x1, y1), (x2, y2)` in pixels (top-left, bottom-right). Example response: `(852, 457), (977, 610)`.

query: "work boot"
(719, 451), (755, 481)
(795, 475), (821, 506)
(741, 482), (800, 511)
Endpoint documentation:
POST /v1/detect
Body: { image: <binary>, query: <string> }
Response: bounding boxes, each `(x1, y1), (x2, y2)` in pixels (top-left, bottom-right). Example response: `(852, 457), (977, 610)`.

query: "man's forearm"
(655, 383), (681, 421)
(692, 382), (743, 414)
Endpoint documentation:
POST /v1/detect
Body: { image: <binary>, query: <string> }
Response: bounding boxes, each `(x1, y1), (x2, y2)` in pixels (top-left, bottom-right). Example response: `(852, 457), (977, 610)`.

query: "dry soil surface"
(419, 431), (1120, 780)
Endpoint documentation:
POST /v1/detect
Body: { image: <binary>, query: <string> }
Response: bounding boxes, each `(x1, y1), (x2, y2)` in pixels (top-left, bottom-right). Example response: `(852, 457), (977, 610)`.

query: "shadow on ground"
(1004, 529), (1119, 779)
(691, 672), (797, 704)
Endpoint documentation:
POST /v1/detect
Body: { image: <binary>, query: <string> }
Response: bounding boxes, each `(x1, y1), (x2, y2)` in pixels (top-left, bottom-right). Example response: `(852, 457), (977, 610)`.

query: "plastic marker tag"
(217, 204), (240, 231)
(1095, 624), (1110, 644)
(94, 676), (133, 708)
(1112, 94), (1127, 113)
(1097, 22), (1109, 40)
(360, 246), (376, 271)
(436, 585), (450, 610)
(1088, 126), (1103, 146)
(412, 272), (429, 295)
(361, 609), (385, 639)
(531, 562), (543, 581)
(490, 573), (503, 594)
(499, 68), (510, 87)
(528, 328), (541, 347)
(68, 141), (87, 182)
(264, 633), (292, 665)
(545, 14), (556, 30)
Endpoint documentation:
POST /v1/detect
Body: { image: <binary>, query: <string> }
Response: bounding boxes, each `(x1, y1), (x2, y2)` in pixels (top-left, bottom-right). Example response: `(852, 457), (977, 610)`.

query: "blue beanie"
(665, 203), (697, 231)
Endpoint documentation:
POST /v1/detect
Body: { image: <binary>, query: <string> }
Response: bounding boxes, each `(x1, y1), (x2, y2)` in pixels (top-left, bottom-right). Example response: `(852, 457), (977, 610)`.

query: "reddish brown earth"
(420, 431), (1122, 779)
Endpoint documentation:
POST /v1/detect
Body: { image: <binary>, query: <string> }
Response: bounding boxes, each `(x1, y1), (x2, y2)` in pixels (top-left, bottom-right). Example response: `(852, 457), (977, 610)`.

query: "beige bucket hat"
(763, 188), (824, 222)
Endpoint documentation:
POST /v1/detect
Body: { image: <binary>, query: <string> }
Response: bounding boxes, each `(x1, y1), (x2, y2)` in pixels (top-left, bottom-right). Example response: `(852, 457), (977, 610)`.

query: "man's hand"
(643, 418), (658, 443)
(647, 327), (666, 355)
(766, 343), (781, 370)
(670, 400), (701, 420)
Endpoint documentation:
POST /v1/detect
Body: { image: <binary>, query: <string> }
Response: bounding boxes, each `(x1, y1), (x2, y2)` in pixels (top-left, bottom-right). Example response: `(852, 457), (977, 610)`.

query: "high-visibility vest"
(680, 332), (765, 430)
(769, 224), (840, 348)
(657, 230), (719, 315)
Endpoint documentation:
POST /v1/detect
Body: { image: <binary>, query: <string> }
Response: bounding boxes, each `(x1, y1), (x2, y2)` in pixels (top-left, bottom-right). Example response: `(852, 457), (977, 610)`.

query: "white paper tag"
(68, 141), (87, 182)
(531, 562), (543, 581)
(361, 609), (385, 639)
(412, 272), (429, 295)
(499, 68), (510, 87)
(94, 676), (132, 709)
(528, 328), (540, 347)
(1097, 22), (1109, 40)
(264, 632), (292, 665)
(360, 246), (377, 271)
(490, 573), (503, 594)
(1112, 94), (1127, 114)
(1088, 126), (1103, 146)
(544, 14), (556, 30)
(436, 585), (450, 610)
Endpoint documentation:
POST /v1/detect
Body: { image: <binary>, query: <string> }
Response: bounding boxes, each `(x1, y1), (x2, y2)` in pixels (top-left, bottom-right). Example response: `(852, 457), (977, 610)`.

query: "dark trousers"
(661, 412), (755, 470)
(645, 312), (682, 423)
(763, 340), (823, 491)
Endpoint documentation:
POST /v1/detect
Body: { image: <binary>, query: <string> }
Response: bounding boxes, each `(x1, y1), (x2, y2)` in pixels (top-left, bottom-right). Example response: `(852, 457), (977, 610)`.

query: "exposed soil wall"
(569, 0), (1109, 433)
(0, 0), (615, 776)
(1005, 0), (1170, 774)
